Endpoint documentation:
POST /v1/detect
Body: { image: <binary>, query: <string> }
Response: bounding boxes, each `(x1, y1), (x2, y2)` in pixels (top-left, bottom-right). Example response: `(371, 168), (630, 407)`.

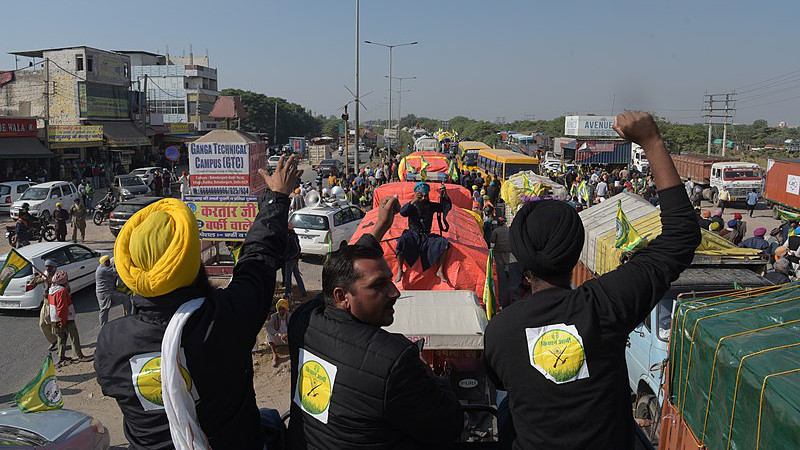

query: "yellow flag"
(419, 156), (430, 181)
(483, 250), (497, 320)
(615, 200), (644, 252)
(15, 355), (63, 413)
(230, 245), (242, 265)
(0, 249), (31, 295)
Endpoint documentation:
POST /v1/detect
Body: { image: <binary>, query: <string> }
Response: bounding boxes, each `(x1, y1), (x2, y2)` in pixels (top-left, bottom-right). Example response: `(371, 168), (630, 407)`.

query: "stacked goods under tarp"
(372, 181), (472, 211)
(500, 171), (569, 223)
(572, 192), (767, 285)
(351, 183), (494, 302)
(663, 283), (800, 450)
(397, 151), (457, 182)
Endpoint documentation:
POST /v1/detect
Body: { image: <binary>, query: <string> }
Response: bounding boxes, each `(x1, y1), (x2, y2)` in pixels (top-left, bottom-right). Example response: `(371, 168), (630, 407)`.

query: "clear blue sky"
(3, 0), (799, 125)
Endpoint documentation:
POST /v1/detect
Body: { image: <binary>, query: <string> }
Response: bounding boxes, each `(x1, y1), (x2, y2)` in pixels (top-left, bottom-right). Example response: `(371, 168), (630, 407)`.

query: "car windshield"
(0, 185), (10, 196)
(20, 187), (48, 201)
(321, 159), (337, 166)
(724, 169), (761, 180)
(121, 177), (143, 187)
(291, 213), (329, 230)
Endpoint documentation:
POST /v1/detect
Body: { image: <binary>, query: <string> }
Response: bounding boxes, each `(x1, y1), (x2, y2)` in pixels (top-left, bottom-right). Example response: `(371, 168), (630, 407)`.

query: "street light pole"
(387, 75), (416, 154)
(364, 40), (417, 157)
(354, 0), (360, 173)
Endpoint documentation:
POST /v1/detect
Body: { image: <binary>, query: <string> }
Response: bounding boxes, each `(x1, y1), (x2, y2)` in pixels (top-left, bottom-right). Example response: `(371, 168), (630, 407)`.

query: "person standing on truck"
(746, 188), (759, 217)
(484, 112), (700, 450)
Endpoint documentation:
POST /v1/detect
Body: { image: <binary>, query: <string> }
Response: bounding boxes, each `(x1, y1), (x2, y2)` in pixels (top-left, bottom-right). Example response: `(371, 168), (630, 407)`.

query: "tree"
(219, 88), (321, 145)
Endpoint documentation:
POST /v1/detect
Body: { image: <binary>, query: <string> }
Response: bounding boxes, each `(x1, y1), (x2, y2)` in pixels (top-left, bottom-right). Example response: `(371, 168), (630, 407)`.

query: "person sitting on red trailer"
(394, 181), (451, 283)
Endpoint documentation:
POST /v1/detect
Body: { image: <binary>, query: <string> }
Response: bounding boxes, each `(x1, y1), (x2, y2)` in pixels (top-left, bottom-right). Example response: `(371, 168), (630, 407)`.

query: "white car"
(0, 181), (34, 213)
(267, 156), (282, 170)
(130, 167), (173, 187)
(0, 242), (111, 310)
(9, 181), (80, 222)
(290, 203), (366, 255)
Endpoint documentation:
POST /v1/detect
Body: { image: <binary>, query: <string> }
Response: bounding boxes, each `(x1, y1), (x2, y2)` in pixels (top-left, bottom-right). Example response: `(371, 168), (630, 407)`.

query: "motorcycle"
(6, 215), (56, 246)
(92, 197), (117, 225)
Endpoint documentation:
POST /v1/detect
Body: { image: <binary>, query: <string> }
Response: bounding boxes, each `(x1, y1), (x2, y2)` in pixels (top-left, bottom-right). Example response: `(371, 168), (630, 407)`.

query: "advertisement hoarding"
(78, 82), (130, 119)
(188, 141), (266, 196)
(0, 118), (36, 137)
(288, 137), (306, 154)
(564, 115), (618, 138)
(47, 125), (103, 143)
(184, 195), (259, 241)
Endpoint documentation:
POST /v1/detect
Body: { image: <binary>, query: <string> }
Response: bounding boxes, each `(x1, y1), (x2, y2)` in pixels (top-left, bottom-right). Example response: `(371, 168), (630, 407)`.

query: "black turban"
(510, 200), (585, 276)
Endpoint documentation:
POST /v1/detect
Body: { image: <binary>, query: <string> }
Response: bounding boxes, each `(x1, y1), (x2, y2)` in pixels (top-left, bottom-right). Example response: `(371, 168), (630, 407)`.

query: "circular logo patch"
(615, 217), (628, 241)
(299, 361), (332, 415)
(38, 376), (62, 407)
(532, 329), (586, 383)
(136, 356), (192, 407)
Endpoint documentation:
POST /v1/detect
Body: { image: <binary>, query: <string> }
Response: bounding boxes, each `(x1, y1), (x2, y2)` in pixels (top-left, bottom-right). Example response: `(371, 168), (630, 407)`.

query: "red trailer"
(764, 157), (800, 218)
(669, 154), (730, 185)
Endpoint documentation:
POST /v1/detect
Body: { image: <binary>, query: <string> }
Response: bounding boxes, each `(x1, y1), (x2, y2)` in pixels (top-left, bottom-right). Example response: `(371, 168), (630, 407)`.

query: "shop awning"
(0, 137), (54, 158)
(88, 121), (150, 147)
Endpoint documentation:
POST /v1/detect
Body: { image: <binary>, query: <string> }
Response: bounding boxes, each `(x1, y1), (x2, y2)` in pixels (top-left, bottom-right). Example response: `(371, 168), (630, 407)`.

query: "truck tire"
(773, 206), (781, 220)
(634, 393), (660, 446)
(711, 189), (720, 206)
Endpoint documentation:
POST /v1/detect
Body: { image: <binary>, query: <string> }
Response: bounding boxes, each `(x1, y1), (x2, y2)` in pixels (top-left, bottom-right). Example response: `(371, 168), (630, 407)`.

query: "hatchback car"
(290, 203), (365, 255)
(9, 181), (80, 222)
(0, 242), (110, 310)
(316, 159), (343, 178)
(267, 155), (282, 171)
(108, 196), (162, 237)
(111, 175), (150, 200)
(0, 407), (110, 449)
(0, 181), (34, 213)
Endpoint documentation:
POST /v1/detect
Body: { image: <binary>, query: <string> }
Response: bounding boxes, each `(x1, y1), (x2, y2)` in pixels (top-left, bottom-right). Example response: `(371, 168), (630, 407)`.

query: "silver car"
(0, 408), (110, 449)
(111, 175), (150, 200)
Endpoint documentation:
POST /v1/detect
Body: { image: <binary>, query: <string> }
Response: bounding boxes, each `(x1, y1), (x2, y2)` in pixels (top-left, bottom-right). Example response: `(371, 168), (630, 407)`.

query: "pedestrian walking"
(95, 255), (131, 327)
(53, 203), (69, 242)
(718, 186), (730, 214)
(162, 170), (171, 196)
(284, 223), (306, 298)
(69, 198), (86, 243)
(77, 180), (86, 205)
(28, 260), (58, 351)
(746, 188), (759, 217)
(84, 181), (95, 210)
(178, 171), (190, 200)
(490, 216), (511, 278)
(152, 170), (163, 196)
(48, 270), (93, 367)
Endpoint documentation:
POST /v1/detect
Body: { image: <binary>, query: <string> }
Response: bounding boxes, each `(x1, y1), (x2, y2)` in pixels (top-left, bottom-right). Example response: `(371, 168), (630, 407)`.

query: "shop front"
(0, 118), (53, 181)
(88, 121), (150, 173)
(47, 124), (105, 182)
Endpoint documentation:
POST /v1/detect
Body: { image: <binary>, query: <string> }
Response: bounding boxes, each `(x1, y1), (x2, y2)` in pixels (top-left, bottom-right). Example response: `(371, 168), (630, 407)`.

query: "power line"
(733, 67), (800, 92)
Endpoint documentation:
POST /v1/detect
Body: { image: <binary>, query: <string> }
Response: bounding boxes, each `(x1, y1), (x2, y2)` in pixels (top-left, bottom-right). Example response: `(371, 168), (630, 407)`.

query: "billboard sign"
(47, 125), (103, 143)
(184, 195), (259, 241)
(288, 137), (306, 154)
(564, 115), (618, 137)
(78, 82), (130, 119)
(188, 141), (266, 196)
(0, 118), (36, 137)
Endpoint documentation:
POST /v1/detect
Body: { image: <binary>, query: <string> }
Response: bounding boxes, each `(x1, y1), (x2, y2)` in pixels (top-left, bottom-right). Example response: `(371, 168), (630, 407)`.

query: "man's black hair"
(322, 243), (384, 306)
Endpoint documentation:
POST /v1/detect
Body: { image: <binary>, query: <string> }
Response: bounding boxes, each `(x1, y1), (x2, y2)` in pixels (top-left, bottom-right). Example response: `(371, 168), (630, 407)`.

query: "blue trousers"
(284, 258), (306, 296)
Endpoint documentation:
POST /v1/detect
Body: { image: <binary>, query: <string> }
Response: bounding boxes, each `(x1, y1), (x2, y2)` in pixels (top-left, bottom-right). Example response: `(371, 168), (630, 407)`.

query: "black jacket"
(94, 191), (289, 449)
(485, 185), (701, 450)
(287, 235), (463, 449)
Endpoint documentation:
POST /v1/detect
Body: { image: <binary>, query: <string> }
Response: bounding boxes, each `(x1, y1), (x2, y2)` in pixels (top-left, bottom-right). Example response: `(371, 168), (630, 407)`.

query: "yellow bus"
(476, 148), (540, 180)
(457, 141), (491, 171)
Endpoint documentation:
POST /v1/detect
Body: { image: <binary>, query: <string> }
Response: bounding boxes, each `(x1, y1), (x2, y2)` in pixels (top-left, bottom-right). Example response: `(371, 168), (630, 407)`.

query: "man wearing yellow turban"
(94, 155), (302, 449)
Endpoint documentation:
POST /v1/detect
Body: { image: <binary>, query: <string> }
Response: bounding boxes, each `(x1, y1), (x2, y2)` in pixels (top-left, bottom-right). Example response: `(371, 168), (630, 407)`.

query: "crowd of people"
(61, 113), (709, 450)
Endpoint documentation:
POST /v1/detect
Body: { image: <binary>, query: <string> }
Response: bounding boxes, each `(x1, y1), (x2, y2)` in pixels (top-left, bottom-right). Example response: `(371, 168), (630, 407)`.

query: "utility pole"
(342, 105), (350, 175)
(44, 58), (50, 140)
(273, 102), (278, 147)
(143, 75), (149, 125)
(702, 92), (736, 156)
(387, 75), (415, 154)
(354, 0), (360, 173)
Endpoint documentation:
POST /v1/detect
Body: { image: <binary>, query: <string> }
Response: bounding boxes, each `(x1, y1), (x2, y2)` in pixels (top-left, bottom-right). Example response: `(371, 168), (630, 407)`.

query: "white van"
(9, 181), (80, 222)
